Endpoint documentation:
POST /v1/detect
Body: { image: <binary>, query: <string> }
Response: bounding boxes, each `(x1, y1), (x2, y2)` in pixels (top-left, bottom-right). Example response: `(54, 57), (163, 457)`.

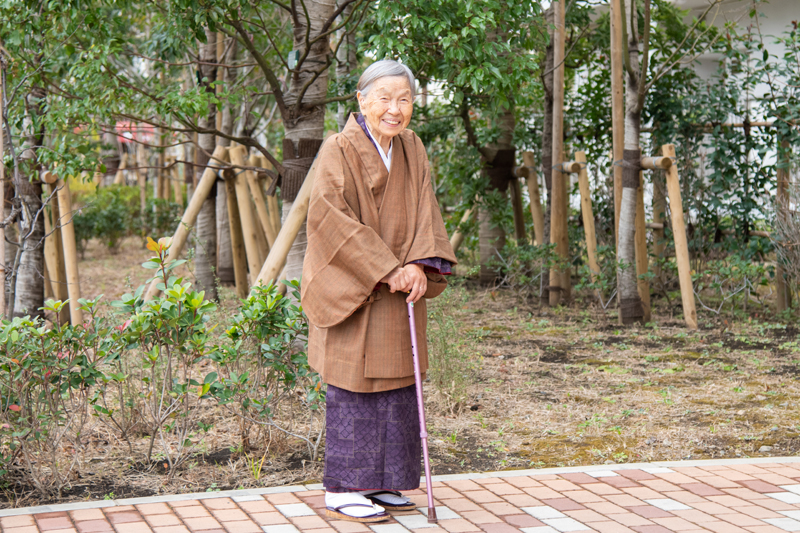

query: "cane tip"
(427, 508), (437, 523)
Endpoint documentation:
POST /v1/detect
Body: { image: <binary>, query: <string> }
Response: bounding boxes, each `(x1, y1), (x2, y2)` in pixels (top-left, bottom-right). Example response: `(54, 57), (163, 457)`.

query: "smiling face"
(357, 76), (414, 152)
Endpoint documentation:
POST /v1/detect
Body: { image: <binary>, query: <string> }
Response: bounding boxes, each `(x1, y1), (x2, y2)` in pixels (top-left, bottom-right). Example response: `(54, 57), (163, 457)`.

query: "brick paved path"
(5, 458), (800, 533)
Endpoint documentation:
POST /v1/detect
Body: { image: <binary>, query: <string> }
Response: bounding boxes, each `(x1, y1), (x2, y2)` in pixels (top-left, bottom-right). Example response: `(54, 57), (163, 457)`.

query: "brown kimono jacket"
(301, 114), (457, 393)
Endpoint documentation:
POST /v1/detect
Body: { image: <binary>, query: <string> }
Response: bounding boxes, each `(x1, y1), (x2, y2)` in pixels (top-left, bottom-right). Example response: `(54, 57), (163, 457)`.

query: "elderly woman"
(301, 60), (457, 523)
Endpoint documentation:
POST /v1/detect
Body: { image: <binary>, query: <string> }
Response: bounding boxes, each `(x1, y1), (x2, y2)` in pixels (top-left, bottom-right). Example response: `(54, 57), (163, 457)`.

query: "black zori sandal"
(364, 490), (417, 511)
(326, 503), (390, 523)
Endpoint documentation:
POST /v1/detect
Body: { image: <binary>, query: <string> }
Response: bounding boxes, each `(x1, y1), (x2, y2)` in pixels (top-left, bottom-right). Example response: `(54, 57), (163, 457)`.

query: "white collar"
(364, 122), (392, 172)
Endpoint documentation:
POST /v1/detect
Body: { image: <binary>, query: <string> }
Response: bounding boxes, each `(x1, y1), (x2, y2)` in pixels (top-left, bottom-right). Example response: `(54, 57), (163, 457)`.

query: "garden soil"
(6, 237), (800, 507)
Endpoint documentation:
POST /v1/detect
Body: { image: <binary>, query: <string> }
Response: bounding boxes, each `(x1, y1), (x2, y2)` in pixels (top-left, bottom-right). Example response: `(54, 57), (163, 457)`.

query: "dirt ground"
(5, 237), (799, 507)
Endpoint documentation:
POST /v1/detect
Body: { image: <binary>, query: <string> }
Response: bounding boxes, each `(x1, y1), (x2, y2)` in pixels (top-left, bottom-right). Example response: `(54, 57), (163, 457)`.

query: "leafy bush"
(214, 281), (323, 459)
(487, 241), (564, 302)
(73, 186), (182, 255)
(692, 254), (774, 317)
(0, 298), (116, 497)
(0, 237), (321, 494)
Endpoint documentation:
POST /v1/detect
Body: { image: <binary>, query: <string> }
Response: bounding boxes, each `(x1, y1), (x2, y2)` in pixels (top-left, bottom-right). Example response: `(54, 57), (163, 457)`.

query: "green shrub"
(73, 186), (182, 255)
(214, 280), (322, 458)
(487, 241), (564, 302)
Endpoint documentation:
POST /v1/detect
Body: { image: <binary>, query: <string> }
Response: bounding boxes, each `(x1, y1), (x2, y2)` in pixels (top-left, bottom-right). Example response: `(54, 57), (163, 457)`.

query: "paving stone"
(522, 507), (566, 520)
(262, 525), (302, 533)
(274, 504), (316, 518)
(519, 527), (559, 533)
(644, 498), (692, 511)
(504, 514), (544, 528)
(539, 517), (592, 531)
(418, 507), (459, 520)
(764, 517), (800, 531)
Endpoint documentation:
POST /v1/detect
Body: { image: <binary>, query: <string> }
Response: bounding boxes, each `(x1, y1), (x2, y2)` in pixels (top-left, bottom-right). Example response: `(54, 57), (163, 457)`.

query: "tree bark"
(618, 0), (644, 324)
(539, 4), (555, 304)
(280, 0), (335, 284)
(194, 29), (219, 299)
(478, 108), (515, 284)
(13, 84), (46, 320)
(336, 1), (356, 132)
(215, 35), (238, 286)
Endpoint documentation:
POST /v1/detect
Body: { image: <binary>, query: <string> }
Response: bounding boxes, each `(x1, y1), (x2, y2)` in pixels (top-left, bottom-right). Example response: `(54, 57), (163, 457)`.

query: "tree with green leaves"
(370, 0), (546, 282)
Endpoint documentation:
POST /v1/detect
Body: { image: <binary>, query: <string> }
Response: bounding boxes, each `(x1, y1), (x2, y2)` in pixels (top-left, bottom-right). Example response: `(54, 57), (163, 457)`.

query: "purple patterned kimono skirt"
(323, 384), (421, 492)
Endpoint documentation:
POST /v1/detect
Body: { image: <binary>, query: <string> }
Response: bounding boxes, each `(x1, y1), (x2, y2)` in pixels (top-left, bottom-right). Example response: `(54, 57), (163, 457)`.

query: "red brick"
(618, 470), (657, 481)
(439, 498), (482, 512)
(739, 480), (783, 493)
(460, 490), (503, 504)
(38, 516), (76, 530)
(107, 512), (142, 524)
(202, 499), (238, 510)
(559, 472), (601, 484)
(629, 526), (674, 533)
(438, 518), (481, 532)
(604, 476), (642, 489)
(458, 510), (502, 524)
(480, 502), (521, 515)
(540, 498), (586, 511)
(503, 476), (540, 488)
(75, 520), (115, 533)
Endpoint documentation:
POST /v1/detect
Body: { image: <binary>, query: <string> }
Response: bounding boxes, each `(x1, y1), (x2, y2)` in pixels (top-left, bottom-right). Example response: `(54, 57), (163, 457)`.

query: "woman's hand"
(402, 263), (427, 304)
(381, 267), (409, 294)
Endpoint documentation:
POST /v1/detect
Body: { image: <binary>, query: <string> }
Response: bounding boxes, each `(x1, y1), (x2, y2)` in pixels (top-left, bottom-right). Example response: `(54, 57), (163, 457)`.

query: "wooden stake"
(776, 139), (791, 312)
(0, 91), (4, 315)
(549, 0), (567, 307)
(641, 156), (672, 170)
(44, 183), (69, 324)
(136, 145), (147, 224)
(575, 152), (600, 290)
(224, 171), (249, 299)
(145, 145), (228, 300)
(522, 152), (546, 246)
(256, 155), (321, 286)
(652, 161), (666, 281)
(449, 207), (474, 253)
(610, 0), (624, 244)
(56, 177), (83, 325)
(662, 144), (697, 330)
(229, 145), (266, 282)
(634, 169), (651, 323)
(247, 154), (276, 250)
(172, 161), (183, 205)
(114, 152), (127, 185)
(509, 177), (527, 245)
(256, 154), (283, 237)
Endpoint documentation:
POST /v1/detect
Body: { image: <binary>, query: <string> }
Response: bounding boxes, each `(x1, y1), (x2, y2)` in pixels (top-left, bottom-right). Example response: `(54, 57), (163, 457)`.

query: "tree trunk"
(539, 4), (555, 303)
(478, 108), (515, 284)
(336, 1), (356, 132)
(13, 85), (46, 320)
(280, 0), (335, 283)
(194, 29), (219, 299)
(215, 35), (239, 286)
(618, 0), (644, 324)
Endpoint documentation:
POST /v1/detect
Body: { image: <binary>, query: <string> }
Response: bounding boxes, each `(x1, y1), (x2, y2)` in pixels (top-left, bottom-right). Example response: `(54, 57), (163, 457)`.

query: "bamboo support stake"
(257, 155), (283, 237)
(247, 154), (276, 250)
(610, 0), (624, 243)
(509, 177), (527, 245)
(172, 161), (183, 205)
(114, 152), (128, 185)
(56, 177), (83, 325)
(575, 152), (600, 289)
(549, 0), (567, 307)
(44, 181), (69, 324)
(776, 139), (791, 312)
(256, 155), (321, 286)
(224, 171), (249, 299)
(652, 165), (666, 280)
(641, 156), (672, 170)
(522, 152), (545, 246)
(634, 169), (651, 323)
(449, 207), (474, 253)
(145, 145), (228, 300)
(662, 144), (697, 330)
(136, 146), (147, 224)
(0, 91), (3, 315)
(229, 146), (266, 281)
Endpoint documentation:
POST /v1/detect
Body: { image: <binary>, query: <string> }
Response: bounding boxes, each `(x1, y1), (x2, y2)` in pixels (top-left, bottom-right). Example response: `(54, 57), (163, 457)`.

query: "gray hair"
(357, 60), (416, 99)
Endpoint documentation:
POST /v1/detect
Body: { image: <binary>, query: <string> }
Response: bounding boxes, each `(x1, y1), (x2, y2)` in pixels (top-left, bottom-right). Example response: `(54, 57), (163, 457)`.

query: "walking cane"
(407, 300), (437, 523)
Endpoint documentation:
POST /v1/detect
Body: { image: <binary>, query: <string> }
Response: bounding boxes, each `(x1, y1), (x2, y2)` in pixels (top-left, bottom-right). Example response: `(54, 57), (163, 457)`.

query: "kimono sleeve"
(404, 135), (457, 301)
(301, 138), (400, 328)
